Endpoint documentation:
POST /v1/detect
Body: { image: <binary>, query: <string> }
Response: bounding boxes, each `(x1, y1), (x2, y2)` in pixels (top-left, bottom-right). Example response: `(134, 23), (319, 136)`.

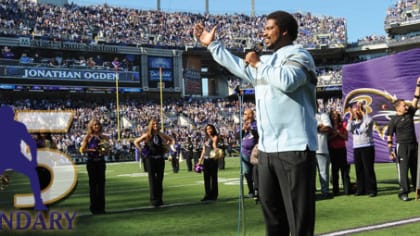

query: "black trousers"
(258, 150), (316, 236)
(396, 143), (418, 194)
(353, 146), (377, 195)
(253, 163), (259, 195)
(203, 158), (218, 200)
(329, 147), (351, 194)
(183, 151), (193, 171)
(146, 157), (165, 205)
(87, 160), (106, 213)
(193, 151), (201, 166)
(170, 154), (179, 173)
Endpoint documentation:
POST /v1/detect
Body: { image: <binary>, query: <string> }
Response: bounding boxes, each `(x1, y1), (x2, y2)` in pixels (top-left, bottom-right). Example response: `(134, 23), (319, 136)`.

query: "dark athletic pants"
(396, 143), (418, 194)
(258, 150), (316, 236)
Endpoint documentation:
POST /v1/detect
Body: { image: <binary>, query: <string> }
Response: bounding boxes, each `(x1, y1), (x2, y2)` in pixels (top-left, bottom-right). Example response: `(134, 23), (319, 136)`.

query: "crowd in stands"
(226, 66), (344, 91)
(356, 34), (387, 45)
(0, 94), (343, 163)
(1, 45), (136, 71)
(2, 42), (345, 87)
(386, 0), (420, 25)
(1, 0), (417, 88)
(1, 1), (418, 48)
(385, 0), (420, 41)
(316, 67), (343, 87)
(0, 0), (347, 50)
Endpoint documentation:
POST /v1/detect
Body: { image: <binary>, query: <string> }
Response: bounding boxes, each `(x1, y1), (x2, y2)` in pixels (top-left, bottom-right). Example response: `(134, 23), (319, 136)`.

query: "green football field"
(1, 156), (420, 236)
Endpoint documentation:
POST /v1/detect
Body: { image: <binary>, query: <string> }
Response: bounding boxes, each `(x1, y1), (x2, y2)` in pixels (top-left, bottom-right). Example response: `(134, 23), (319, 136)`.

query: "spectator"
(94, 55), (104, 67)
(238, 108), (258, 198)
(1, 46), (15, 59)
(346, 102), (377, 197)
(328, 110), (352, 195)
(112, 57), (120, 69)
(78, 56), (87, 67)
(182, 137), (194, 172)
(32, 52), (42, 64)
(169, 136), (180, 173)
(19, 52), (32, 64)
(48, 58), (58, 67)
(316, 105), (332, 198)
(192, 135), (203, 167)
(87, 57), (97, 68)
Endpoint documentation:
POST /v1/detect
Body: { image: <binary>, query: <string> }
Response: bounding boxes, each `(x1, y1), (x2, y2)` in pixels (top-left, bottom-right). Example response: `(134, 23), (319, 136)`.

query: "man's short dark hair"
(267, 11), (298, 41)
(393, 99), (405, 108)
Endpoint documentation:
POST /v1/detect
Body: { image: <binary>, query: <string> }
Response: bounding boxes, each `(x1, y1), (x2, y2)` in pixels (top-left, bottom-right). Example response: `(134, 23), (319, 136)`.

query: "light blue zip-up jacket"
(207, 41), (318, 152)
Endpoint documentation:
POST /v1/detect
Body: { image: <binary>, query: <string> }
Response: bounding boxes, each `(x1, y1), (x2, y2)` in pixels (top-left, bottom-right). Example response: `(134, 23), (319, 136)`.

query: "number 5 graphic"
(12, 110), (78, 209)
(15, 148), (78, 208)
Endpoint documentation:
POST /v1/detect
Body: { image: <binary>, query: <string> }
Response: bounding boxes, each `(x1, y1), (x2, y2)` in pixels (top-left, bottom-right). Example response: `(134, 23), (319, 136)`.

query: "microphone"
(253, 41), (264, 55)
(245, 41), (264, 68)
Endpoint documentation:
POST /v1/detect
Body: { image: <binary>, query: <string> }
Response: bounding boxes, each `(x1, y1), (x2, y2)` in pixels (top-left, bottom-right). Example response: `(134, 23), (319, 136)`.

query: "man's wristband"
(417, 83), (420, 87)
(415, 95), (420, 99)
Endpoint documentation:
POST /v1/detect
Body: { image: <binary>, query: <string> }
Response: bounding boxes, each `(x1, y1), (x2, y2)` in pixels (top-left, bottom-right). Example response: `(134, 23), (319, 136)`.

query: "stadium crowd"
(3, 0), (418, 48)
(385, 0), (420, 27)
(3, 0), (418, 89)
(0, 0), (347, 50)
(0, 94), (343, 163)
(0, 0), (418, 56)
(1, 47), (345, 87)
(385, 0), (420, 42)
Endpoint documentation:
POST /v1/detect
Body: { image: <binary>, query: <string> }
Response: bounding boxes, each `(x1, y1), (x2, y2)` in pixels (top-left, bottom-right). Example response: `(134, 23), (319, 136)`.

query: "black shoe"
(354, 192), (365, 196)
(322, 193), (333, 199)
(253, 190), (259, 203)
(152, 200), (163, 207)
(368, 193), (377, 197)
(91, 210), (106, 214)
(399, 194), (409, 201)
(344, 190), (353, 195)
(200, 197), (209, 201)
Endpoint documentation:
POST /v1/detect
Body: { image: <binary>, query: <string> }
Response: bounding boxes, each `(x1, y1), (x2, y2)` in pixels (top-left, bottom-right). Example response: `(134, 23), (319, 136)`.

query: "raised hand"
(193, 23), (217, 47)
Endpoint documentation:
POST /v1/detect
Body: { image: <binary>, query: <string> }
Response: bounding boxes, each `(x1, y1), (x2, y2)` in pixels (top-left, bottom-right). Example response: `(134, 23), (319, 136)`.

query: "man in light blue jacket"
(194, 10), (318, 236)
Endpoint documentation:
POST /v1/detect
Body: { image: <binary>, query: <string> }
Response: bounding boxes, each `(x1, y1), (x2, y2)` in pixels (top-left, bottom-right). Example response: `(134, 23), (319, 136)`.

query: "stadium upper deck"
(0, 1), (419, 50)
(0, 0), (346, 50)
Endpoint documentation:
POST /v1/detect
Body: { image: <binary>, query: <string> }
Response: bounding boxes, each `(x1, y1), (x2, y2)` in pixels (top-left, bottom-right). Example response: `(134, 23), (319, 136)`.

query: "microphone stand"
(236, 84), (246, 236)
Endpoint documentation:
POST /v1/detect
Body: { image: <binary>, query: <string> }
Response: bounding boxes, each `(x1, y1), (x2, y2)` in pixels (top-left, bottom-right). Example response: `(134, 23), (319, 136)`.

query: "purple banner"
(342, 48), (420, 163)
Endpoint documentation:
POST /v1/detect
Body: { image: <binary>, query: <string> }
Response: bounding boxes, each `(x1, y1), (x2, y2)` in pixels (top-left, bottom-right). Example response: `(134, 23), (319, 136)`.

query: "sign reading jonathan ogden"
(14, 110), (78, 208)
